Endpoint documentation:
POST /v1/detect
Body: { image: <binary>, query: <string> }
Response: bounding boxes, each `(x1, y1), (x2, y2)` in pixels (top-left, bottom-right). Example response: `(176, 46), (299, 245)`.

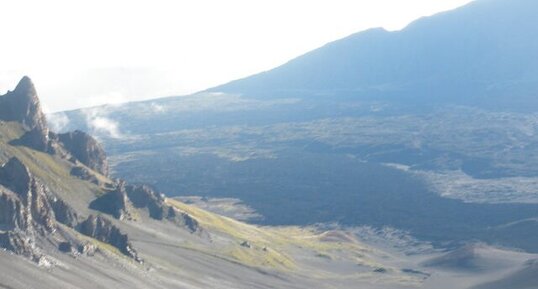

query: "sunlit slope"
(0, 121), (110, 213)
(1, 120), (420, 288)
(167, 198), (420, 286)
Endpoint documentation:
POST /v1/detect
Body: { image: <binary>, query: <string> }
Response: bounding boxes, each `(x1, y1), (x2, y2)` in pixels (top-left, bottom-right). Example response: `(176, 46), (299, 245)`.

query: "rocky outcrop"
(56, 130), (109, 176)
(90, 181), (201, 233)
(0, 76), (50, 151)
(125, 184), (167, 220)
(89, 181), (134, 221)
(10, 127), (51, 153)
(0, 157), (57, 263)
(77, 242), (97, 256)
(0, 189), (28, 231)
(78, 215), (142, 263)
(0, 157), (56, 233)
(70, 166), (99, 185)
(0, 77), (47, 132)
(0, 157), (32, 197)
(0, 174), (141, 263)
(0, 77), (110, 162)
(49, 197), (79, 228)
(0, 77), (145, 265)
(167, 206), (201, 233)
(0, 231), (43, 263)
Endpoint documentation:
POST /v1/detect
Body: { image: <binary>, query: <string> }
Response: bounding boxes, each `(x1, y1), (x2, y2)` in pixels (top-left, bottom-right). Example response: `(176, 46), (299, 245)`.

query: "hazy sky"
(0, 0), (473, 112)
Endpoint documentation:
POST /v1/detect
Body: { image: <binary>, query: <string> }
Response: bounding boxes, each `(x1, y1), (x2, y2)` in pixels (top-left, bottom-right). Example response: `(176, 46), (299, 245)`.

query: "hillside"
(212, 0), (538, 110)
(3, 69), (538, 288)
(50, 0), (538, 255)
(1, 77), (442, 288)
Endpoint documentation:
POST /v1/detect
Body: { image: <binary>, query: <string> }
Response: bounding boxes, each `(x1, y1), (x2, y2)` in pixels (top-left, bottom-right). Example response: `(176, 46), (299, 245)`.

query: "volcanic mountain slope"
(52, 0), (538, 247)
(211, 0), (538, 111)
(417, 244), (538, 289)
(471, 259), (538, 289)
(0, 76), (434, 288)
(4, 77), (538, 288)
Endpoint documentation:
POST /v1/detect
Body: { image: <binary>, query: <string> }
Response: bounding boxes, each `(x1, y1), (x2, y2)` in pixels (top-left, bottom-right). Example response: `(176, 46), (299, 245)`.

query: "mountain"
(2, 76), (454, 289)
(211, 0), (538, 110)
(51, 0), (538, 258)
(0, 76), (47, 132)
(4, 0), (538, 287)
(0, 76), (51, 151)
(471, 259), (538, 289)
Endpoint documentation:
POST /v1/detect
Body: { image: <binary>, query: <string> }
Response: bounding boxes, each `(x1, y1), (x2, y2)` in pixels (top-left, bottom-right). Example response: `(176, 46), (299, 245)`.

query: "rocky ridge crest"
(0, 76), (50, 151)
(0, 76), (201, 265)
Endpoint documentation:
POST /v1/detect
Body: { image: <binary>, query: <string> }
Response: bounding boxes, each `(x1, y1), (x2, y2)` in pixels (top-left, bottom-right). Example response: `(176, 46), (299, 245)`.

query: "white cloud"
(0, 0), (474, 112)
(81, 108), (123, 139)
(46, 112), (70, 133)
(150, 103), (167, 113)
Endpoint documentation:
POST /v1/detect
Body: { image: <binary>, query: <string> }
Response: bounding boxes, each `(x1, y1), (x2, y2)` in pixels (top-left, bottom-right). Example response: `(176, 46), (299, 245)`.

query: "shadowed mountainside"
(212, 0), (538, 111)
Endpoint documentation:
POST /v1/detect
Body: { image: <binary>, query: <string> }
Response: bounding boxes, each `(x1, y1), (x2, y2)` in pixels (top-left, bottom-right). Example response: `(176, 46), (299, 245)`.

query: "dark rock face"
(58, 241), (73, 253)
(0, 189), (28, 231)
(167, 206), (200, 233)
(0, 77), (146, 265)
(0, 76), (50, 151)
(0, 77), (47, 132)
(49, 197), (79, 228)
(10, 127), (51, 152)
(0, 157), (32, 196)
(0, 143), (141, 263)
(240, 241), (252, 248)
(0, 157), (56, 233)
(89, 181), (134, 221)
(90, 181), (201, 233)
(0, 157), (141, 264)
(78, 215), (142, 263)
(57, 130), (109, 176)
(125, 184), (166, 220)
(0, 231), (43, 262)
(0, 157), (56, 263)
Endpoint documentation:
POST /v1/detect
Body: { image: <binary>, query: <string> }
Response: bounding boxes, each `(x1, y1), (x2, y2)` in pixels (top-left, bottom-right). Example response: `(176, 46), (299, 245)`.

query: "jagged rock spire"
(0, 76), (50, 151)
(14, 76), (38, 97)
(0, 76), (48, 132)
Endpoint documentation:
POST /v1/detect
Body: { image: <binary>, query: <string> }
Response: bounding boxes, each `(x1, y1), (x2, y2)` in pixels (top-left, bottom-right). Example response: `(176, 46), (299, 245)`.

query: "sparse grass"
(166, 198), (384, 273)
(0, 121), (25, 143)
(0, 122), (414, 284)
(0, 122), (112, 213)
(225, 246), (296, 270)
(167, 198), (297, 270)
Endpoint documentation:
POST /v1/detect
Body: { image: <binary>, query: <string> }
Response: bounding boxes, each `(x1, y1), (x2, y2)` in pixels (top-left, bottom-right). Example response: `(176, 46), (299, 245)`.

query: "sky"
(0, 0), (474, 112)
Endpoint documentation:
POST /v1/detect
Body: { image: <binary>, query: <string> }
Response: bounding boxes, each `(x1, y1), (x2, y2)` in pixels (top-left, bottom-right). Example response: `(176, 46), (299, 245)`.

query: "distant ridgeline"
(211, 0), (538, 111)
(46, 0), (538, 254)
